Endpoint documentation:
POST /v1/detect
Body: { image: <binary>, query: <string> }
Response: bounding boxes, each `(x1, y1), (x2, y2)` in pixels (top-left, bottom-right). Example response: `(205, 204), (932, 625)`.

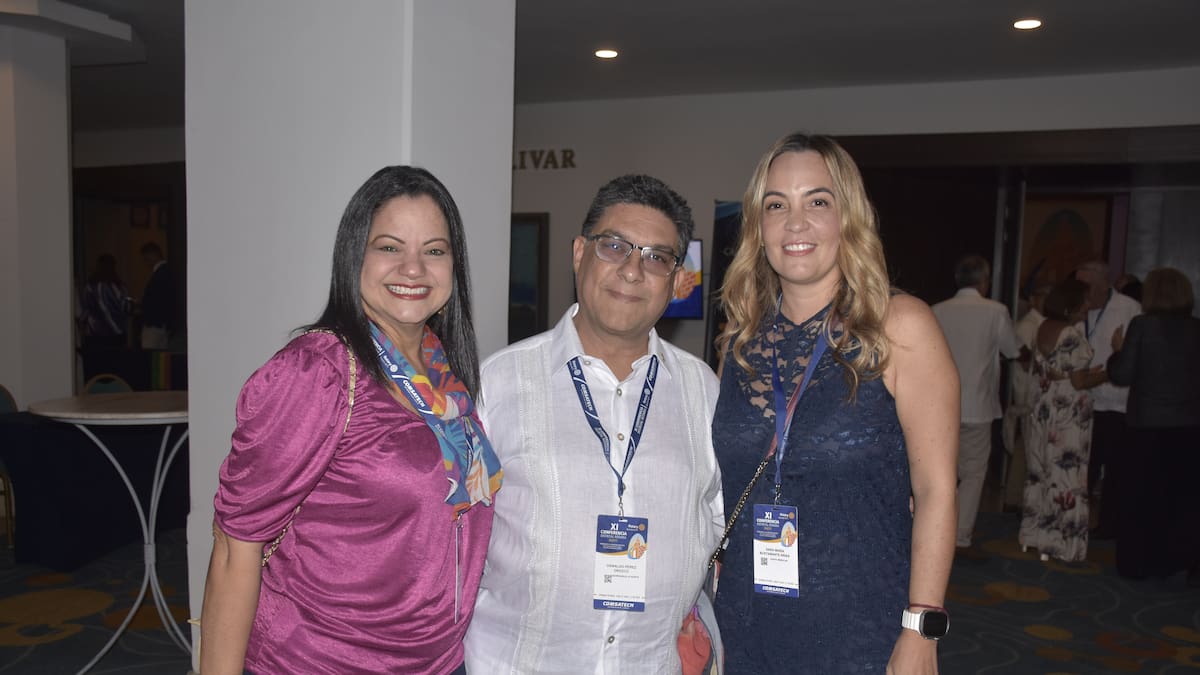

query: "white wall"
(410, 2), (514, 358)
(0, 30), (19, 402)
(0, 26), (72, 407)
(512, 66), (1200, 356)
(185, 0), (513, 662)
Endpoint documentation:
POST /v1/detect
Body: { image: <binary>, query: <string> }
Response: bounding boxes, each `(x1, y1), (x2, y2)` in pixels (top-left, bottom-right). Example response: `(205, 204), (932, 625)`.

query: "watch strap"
(901, 608), (923, 633)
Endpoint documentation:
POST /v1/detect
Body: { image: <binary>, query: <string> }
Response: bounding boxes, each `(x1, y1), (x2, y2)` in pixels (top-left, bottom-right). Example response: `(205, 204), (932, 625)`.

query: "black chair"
(83, 373), (133, 394)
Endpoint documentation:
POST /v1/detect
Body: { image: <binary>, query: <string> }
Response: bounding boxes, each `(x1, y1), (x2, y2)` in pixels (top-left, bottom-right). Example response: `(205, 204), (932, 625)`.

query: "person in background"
(1074, 260), (1141, 541)
(200, 166), (501, 674)
(465, 174), (724, 673)
(1115, 273), (1143, 303)
(713, 133), (957, 673)
(139, 242), (175, 350)
(1002, 284), (1052, 511)
(78, 253), (131, 350)
(1107, 267), (1200, 585)
(1019, 279), (1106, 563)
(932, 255), (1024, 556)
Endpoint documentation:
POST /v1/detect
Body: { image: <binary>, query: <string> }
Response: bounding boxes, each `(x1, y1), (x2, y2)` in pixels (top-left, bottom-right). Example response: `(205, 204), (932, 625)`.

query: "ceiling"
(58, 0), (1200, 132)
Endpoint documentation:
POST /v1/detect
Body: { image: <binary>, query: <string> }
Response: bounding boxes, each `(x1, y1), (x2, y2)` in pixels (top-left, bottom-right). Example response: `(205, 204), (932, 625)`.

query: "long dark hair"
(1042, 279), (1089, 322)
(307, 166), (481, 397)
(88, 253), (123, 285)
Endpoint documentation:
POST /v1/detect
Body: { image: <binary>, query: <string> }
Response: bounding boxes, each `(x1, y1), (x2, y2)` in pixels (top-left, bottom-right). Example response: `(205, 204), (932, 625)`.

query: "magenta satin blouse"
(214, 332), (494, 674)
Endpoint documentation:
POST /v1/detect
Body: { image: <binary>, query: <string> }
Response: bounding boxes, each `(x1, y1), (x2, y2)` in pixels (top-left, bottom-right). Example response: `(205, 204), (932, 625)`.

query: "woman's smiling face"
(760, 150), (844, 302)
(359, 195), (454, 346)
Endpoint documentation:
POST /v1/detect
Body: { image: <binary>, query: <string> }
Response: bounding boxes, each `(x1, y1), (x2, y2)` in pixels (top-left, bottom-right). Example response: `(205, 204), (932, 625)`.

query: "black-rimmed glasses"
(586, 234), (681, 277)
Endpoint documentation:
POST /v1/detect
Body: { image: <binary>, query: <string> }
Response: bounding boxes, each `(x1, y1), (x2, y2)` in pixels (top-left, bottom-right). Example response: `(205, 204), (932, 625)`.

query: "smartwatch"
(902, 608), (950, 640)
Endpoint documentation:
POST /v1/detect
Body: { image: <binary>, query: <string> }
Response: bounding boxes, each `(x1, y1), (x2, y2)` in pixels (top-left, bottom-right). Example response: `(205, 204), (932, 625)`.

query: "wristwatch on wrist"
(902, 607), (950, 640)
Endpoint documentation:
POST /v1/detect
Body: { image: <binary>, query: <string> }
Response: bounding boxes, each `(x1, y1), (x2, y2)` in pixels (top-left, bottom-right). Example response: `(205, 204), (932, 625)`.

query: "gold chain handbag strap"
(260, 507), (299, 568)
(707, 444), (773, 571)
(261, 331), (356, 568)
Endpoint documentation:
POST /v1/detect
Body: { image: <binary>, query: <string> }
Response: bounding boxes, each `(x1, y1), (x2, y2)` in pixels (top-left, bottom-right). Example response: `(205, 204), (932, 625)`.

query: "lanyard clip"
(773, 483), (783, 506)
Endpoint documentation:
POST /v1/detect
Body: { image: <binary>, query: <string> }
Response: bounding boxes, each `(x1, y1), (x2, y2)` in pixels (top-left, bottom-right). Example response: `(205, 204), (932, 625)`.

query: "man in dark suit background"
(139, 242), (174, 350)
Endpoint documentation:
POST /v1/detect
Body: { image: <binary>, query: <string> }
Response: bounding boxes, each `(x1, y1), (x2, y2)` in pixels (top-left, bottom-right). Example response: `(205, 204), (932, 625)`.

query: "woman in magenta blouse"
(200, 166), (503, 674)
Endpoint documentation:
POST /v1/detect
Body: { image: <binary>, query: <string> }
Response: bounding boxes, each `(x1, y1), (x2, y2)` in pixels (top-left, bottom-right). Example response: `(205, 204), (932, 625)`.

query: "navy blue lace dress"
(713, 307), (914, 673)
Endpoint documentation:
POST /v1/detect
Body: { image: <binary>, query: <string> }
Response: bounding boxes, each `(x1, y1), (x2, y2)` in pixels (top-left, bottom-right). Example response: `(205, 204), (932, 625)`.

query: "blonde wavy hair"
(718, 133), (893, 398)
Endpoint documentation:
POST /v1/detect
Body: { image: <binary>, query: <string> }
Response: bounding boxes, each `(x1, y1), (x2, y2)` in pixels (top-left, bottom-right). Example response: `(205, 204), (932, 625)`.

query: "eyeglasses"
(586, 234), (681, 277)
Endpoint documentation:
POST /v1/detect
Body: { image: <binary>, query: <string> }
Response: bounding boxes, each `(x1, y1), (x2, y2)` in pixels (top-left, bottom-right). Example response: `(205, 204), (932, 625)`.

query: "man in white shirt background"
(465, 175), (724, 673)
(933, 255), (1024, 557)
(1075, 260), (1141, 540)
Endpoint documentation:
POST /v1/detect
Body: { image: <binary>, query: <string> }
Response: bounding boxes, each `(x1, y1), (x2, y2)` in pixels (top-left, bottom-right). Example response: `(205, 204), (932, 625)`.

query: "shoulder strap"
(261, 331), (356, 567)
(340, 338), (357, 434)
(707, 437), (774, 571)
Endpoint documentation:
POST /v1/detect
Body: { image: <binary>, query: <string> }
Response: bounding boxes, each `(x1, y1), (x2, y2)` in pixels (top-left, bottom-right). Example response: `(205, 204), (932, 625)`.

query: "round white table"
(28, 391), (191, 673)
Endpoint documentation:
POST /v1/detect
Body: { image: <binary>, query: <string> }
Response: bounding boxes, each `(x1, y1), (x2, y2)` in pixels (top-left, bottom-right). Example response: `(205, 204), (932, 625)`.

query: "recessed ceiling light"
(1013, 18), (1042, 30)
(594, 49), (618, 59)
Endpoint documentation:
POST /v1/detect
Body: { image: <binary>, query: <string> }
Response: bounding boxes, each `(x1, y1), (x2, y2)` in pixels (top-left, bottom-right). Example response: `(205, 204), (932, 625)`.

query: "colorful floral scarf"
(369, 323), (503, 518)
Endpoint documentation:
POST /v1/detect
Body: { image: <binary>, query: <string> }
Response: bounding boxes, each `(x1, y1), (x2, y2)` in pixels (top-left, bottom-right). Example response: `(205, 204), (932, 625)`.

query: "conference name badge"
(593, 515), (648, 611)
(752, 504), (799, 598)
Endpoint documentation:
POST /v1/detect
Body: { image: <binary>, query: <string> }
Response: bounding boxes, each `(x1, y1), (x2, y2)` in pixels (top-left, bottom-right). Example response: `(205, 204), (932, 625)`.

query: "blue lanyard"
(568, 354), (659, 516)
(370, 332), (445, 431)
(1085, 289), (1111, 340)
(770, 329), (828, 503)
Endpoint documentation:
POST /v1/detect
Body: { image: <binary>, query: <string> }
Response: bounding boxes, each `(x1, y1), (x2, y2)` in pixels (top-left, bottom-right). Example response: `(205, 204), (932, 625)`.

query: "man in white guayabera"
(464, 175), (724, 673)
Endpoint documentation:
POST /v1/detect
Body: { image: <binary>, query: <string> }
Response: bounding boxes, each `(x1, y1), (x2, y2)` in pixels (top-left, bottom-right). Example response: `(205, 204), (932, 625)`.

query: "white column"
(0, 26), (71, 407)
(409, 2), (515, 358)
(184, 0), (514, 661)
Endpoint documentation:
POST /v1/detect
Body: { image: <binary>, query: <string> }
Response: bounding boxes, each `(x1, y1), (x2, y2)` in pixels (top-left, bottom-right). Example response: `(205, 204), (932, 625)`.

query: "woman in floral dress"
(1020, 279), (1107, 562)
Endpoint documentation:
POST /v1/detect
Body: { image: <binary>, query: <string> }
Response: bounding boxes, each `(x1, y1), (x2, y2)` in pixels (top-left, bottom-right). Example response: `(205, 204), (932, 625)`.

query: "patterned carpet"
(0, 513), (1196, 673)
(0, 529), (191, 674)
(942, 511), (1200, 674)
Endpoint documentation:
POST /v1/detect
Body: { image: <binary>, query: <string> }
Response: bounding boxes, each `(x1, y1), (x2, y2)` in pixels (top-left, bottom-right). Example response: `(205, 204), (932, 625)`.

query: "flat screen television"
(662, 239), (703, 319)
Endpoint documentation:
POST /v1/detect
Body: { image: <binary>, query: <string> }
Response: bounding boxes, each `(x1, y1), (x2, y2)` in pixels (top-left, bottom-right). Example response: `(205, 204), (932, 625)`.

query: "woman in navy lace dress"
(712, 134), (958, 673)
